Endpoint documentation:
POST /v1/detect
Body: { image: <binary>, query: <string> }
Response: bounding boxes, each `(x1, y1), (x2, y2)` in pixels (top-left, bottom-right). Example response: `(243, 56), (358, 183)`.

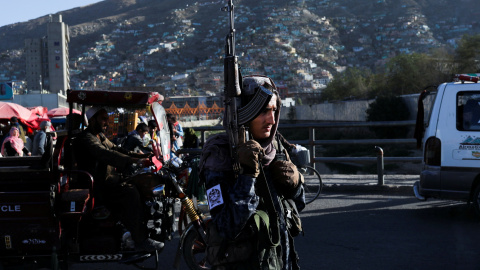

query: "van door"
(438, 85), (480, 198)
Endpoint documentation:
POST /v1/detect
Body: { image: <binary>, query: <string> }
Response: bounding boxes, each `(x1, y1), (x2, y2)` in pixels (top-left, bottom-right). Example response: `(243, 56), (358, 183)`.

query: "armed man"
(198, 1), (305, 269)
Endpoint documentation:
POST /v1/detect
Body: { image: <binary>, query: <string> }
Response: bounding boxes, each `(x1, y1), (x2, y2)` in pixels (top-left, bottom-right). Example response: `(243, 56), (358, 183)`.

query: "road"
(297, 191), (480, 270)
(70, 189), (480, 270)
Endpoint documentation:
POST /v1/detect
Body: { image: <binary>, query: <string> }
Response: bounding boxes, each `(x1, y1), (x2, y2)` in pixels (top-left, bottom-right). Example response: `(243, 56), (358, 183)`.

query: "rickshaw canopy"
(67, 90), (152, 107)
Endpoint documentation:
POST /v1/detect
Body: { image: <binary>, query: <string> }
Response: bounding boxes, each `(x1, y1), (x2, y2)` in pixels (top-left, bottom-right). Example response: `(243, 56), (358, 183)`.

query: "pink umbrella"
(29, 106), (49, 116)
(47, 107), (81, 118)
(0, 101), (34, 121)
(25, 114), (51, 131)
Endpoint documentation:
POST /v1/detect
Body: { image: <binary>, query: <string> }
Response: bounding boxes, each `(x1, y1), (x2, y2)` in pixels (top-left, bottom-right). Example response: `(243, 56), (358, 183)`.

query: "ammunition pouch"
(282, 198), (303, 237)
(206, 210), (281, 268)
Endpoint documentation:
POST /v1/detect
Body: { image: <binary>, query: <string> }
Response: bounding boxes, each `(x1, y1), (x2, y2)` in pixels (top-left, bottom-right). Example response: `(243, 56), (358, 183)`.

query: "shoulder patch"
(206, 184), (224, 210)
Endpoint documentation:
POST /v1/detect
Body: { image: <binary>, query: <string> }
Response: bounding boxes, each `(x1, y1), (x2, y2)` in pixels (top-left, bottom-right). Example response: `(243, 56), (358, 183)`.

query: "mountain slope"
(0, 0), (478, 93)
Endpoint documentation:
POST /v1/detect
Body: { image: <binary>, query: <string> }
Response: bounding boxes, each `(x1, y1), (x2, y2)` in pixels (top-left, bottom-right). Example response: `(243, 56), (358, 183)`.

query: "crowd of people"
(111, 113), (199, 158)
(0, 116), (53, 157)
(0, 110), (201, 159)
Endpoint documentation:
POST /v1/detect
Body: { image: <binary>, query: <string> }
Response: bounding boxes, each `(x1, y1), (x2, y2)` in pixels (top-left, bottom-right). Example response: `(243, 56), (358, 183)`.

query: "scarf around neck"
(1, 127), (24, 156)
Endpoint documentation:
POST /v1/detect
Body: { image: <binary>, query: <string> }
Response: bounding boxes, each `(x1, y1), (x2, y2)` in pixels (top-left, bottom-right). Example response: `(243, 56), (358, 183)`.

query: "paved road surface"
(67, 174), (480, 270)
(297, 191), (480, 270)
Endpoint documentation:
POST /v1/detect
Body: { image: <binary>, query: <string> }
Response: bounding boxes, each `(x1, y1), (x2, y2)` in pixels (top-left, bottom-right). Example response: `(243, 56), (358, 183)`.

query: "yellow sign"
(5, 235), (12, 249)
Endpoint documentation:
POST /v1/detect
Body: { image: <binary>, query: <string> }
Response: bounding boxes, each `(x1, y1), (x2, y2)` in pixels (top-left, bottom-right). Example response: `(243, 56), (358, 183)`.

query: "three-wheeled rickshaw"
(0, 89), (203, 269)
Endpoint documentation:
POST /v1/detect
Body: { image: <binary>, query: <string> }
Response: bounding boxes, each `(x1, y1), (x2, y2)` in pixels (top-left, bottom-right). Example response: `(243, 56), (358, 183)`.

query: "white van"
(414, 75), (480, 216)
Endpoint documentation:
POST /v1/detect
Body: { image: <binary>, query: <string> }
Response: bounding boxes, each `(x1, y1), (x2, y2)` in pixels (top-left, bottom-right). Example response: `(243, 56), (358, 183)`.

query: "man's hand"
(237, 140), (263, 177)
(136, 158), (151, 168)
(270, 160), (300, 197)
(129, 152), (152, 158)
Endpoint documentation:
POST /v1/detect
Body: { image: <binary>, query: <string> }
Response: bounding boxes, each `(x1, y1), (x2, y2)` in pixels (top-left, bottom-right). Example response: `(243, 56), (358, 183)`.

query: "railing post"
(374, 146), (384, 186)
(200, 130), (206, 147)
(309, 127), (315, 168)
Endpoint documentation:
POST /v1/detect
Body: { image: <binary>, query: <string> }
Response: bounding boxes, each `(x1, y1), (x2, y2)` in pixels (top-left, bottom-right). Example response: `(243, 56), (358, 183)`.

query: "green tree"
(364, 72), (388, 99)
(383, 53), (439, 96)
(323, 52), (453, 100)
(455, 34), (480, 73)
(372, 52), (453, 96)
(427, 48), (456, 82)
(320, 67), (372, 101)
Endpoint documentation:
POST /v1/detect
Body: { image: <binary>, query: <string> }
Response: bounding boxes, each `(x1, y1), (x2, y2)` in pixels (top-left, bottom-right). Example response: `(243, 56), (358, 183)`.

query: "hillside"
(0, 0), (478, 96)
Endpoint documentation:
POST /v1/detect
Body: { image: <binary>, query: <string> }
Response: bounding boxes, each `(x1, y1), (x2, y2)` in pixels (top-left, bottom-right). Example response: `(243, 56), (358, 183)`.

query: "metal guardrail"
(192, 120), (420, 162)
(187, 120), (421, 186)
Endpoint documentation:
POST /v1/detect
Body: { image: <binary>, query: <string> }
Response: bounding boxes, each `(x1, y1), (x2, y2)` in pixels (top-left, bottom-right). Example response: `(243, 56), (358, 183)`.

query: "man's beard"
(92, 122), (104, 134)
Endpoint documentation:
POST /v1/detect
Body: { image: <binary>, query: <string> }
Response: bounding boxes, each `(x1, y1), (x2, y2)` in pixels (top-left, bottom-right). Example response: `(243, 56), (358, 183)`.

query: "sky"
(0, 0), (103, 27)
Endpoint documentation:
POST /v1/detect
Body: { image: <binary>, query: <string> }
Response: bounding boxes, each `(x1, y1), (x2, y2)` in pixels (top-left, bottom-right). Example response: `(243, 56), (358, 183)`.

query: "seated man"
(123, 123), (153, 154)
(74, 107), (163, 252)
(32, 121), (53, 156)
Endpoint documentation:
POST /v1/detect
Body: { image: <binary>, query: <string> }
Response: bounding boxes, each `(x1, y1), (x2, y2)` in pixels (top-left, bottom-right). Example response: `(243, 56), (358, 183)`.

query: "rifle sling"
(256, 165), (279, 223)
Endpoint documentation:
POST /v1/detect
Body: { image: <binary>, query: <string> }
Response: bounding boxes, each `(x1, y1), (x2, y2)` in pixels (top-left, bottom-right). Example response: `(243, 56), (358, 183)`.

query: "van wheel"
(473, 185), (480, 217)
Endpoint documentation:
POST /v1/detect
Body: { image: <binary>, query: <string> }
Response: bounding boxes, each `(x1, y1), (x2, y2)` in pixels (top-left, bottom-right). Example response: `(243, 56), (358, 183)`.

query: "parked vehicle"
(0, 90), (207, 269)
(414, 74), (480, 216)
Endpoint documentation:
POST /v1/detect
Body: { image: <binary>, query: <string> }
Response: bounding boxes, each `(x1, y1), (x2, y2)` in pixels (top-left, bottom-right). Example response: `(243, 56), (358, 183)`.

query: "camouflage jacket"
(200, 133), (305, 270)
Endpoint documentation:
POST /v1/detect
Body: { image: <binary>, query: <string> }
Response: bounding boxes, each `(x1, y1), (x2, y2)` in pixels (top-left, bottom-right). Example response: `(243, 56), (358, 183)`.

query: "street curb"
(322, 183), (414, 195)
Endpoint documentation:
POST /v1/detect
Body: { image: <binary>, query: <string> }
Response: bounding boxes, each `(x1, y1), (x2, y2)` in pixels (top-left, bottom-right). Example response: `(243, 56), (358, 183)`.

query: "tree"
(384, 53), (438, 96)
(364, 72), (388, 99)
(455, 34), (480, 73)
(368, 52), (453, 97)
(322, 52), (454, 100)
(320, 67), (372, 101)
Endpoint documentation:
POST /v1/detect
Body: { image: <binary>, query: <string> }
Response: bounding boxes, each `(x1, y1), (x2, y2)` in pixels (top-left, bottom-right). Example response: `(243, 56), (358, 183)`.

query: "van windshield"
(457, 91), (480, 131)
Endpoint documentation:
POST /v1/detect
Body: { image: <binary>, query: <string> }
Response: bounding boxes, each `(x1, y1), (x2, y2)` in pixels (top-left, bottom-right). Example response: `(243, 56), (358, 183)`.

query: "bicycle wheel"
(183, 227), (211, 270)
(300, 165), (322, 204)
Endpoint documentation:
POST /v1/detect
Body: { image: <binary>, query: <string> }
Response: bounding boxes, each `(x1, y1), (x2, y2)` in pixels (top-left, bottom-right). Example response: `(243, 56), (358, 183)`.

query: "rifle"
(222, 1), (273, 176)
(221, 0), (280, 243)
(223, 0), (244, 176)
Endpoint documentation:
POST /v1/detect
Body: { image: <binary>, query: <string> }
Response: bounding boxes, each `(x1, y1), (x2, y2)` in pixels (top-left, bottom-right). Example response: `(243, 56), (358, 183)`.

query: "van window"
(457, 91), (480, 131)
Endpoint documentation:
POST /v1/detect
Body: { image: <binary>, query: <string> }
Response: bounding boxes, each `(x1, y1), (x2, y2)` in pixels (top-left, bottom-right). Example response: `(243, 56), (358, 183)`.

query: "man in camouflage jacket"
(200, 76), (306, 270)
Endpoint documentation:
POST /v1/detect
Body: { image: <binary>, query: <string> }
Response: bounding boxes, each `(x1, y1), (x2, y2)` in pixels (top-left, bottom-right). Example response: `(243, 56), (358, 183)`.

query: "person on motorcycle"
(122, 123), (153, 154)
(199, 75), (306, 269)
(74, 107), (164, 252)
